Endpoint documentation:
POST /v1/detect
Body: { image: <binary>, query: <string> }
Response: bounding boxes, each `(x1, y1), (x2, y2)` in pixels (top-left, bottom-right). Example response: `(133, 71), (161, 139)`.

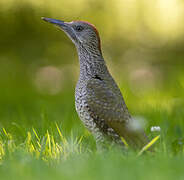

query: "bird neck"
(77, 45), (109, 80)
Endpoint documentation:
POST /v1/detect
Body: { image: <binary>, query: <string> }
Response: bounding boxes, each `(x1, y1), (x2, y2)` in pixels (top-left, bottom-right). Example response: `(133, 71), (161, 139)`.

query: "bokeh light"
(33, 66), (63, 95)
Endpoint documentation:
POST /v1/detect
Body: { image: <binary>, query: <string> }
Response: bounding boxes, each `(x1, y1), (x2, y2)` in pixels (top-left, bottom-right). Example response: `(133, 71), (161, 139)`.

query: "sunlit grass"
(0, 121), (183, 180)
(0, 124), (84, 163)
(0, 84), (183, 180)
(0, 121), (181, 163)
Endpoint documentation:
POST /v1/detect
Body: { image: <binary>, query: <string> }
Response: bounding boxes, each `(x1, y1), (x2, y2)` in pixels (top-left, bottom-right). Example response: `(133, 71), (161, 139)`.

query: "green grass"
(0, 130), (183, 180)
(0, 69), (184, 179)
(0, 86), (184, 179)
(0, 68), (183, 180)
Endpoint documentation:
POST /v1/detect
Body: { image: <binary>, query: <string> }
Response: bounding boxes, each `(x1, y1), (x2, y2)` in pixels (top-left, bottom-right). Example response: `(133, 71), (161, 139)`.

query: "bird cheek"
(77, 36), (84, 44)
(79, 37), (90, 45)
(65, 30), (78, 44)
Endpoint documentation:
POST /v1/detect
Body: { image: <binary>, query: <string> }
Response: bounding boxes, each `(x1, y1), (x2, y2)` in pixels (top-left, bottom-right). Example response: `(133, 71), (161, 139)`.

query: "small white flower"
(151, 126), (161, 132)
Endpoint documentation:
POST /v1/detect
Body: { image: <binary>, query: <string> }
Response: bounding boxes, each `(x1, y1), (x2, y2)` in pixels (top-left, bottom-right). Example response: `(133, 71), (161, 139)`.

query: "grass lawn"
(0, 76), (184, 180)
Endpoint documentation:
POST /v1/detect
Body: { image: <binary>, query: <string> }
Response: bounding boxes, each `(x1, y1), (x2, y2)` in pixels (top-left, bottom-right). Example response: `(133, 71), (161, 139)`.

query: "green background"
(0, 0), (184, 179)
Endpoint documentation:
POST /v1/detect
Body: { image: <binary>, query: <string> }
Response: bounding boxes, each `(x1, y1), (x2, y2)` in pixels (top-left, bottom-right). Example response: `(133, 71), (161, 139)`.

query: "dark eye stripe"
(75, 25), (84, 32)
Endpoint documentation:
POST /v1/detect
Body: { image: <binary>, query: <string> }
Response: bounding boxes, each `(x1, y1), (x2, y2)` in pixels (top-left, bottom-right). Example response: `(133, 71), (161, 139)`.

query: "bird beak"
(42, 17), (78, 44)
(42, 17), (67, 28)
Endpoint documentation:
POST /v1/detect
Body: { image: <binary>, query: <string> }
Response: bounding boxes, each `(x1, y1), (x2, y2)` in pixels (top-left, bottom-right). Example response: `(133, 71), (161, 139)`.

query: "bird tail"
(122, 130), (150, 150)
(108, 120), (151, 150)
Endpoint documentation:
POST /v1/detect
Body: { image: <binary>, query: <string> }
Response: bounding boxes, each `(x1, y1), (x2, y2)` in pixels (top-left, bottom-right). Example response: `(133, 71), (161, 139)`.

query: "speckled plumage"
(42, 18), (149, 149)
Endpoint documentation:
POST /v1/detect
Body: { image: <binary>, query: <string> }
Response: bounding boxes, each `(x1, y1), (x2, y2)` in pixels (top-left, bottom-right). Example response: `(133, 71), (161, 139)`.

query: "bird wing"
(86, 77), (149, 148)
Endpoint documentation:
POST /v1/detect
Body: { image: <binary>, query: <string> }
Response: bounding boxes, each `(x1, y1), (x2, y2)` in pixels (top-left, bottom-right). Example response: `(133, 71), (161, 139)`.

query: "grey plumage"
(42, 18), (149, 149)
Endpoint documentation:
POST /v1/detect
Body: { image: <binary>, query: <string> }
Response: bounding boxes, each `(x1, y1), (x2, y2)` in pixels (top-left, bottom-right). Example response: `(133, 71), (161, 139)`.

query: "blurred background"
(0, 0), (184, 143)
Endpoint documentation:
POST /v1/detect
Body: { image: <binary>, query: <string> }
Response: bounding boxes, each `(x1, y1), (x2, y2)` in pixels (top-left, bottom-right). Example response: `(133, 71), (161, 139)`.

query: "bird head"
(42, 17), (101, 54)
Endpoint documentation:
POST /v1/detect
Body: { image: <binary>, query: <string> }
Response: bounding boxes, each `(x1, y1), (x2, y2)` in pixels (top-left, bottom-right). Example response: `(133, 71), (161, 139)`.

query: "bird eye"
(75, 25), (84, 32)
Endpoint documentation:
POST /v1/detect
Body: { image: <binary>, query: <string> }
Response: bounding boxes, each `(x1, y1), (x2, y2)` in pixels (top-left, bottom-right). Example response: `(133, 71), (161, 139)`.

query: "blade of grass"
(138, 135), (160, 156)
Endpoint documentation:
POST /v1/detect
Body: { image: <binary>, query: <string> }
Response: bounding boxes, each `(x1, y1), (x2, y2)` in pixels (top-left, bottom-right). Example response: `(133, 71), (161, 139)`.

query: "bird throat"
(77, 45), (108, 80)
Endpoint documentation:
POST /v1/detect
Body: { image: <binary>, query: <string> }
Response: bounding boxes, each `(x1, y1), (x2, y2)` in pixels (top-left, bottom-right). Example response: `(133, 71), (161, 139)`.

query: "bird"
(42, 17), (149, 150)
